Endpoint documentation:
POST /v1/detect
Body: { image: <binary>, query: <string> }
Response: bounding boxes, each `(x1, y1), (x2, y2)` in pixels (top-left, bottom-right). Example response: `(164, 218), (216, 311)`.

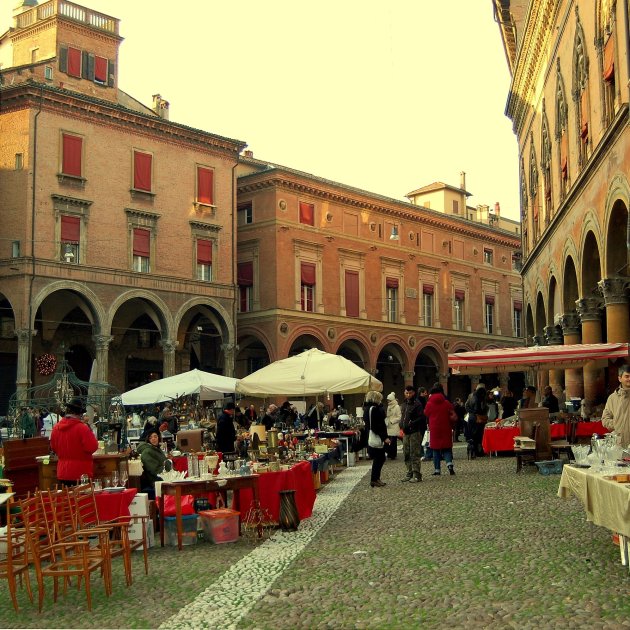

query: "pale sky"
(2, 0), (520, 218)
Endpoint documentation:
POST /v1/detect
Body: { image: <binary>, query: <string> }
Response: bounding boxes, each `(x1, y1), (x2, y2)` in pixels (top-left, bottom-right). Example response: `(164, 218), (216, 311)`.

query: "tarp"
(448, 342), (630, 375)
(120, 369), (237, 405)
(236, 348), (382, 396)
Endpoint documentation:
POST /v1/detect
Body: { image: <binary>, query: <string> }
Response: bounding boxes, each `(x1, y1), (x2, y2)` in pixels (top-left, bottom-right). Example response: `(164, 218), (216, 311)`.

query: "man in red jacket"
(50, 397), (98, 486)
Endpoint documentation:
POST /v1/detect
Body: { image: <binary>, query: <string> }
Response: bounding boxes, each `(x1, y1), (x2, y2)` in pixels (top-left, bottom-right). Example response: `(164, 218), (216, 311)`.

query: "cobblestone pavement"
(2, 446), (630, 629)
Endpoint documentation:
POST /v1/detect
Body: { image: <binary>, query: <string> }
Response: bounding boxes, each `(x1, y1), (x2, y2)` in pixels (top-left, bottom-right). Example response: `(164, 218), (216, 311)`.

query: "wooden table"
(159, 475), (260, 550)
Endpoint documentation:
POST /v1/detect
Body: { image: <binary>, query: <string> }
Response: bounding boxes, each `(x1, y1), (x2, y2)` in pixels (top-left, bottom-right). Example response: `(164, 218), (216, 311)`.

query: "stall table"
(93, 488), (137, 523)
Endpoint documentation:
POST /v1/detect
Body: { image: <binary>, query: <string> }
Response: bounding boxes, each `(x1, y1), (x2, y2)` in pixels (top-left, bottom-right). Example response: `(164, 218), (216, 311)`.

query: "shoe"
(408, 474), (422, 483)
(421, 457), (431, 461)
(432, 471), (441, 476)
(370, 480), (386, 487)
(448, 466), (455, 476)
(401, 473), (413, 483)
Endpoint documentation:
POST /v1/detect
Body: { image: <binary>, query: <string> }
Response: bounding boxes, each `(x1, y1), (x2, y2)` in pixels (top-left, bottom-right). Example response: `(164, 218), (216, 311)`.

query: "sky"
(2, 0), (520, 218)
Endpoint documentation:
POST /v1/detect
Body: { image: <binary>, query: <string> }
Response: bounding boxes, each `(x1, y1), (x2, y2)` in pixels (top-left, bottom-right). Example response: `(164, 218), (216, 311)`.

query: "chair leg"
(84, 570), (92, 612)
(7, 575), (19, 613)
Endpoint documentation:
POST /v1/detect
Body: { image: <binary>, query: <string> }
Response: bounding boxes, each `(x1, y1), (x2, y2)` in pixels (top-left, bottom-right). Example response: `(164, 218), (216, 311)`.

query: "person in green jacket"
(19, 407), (37, 438)
(136, 428), (172, 498)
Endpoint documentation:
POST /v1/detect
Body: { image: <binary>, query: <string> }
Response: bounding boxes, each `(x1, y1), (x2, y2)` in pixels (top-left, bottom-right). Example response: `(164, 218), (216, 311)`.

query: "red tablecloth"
(482, 421), (611, 454)
(234, 460), (316, 522)
(171, 455), (205, 473)
(94, 488), (137, 522)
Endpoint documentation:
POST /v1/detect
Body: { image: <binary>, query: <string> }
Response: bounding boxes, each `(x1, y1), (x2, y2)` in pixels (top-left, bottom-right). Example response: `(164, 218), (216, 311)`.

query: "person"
(215, 402), (237, 454)
(19, 406), (36, 438)
(500, 390), (517, 419)
(364, 390), (389, 487)
(424, 385), (456, 476)
(243, 404), (258, 426)
(540, 385), (560, 413)
(417, 387), (432, 460)
(519, 385), (537, 410)
(50, 397), (98, 486)
(385, 392), (401, 460)
(160, 405), (179, 435)
(234, 406), (249, 430)
(399, 385), (426, 483)
(487, 390), (500, 423)
(453, 397), (466, 442)
(277, 401), (297, 428)
(137, 428), (172, 499)
(261, 404), (278, 431)
(464, 384), (489, 457)
(602, 365), (630, 447)
(306, 402), (324, 430)
(140, 415), (159, 441)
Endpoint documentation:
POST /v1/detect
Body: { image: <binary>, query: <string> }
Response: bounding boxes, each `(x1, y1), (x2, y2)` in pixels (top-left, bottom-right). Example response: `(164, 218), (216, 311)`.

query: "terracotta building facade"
(494, 0), (630, 407)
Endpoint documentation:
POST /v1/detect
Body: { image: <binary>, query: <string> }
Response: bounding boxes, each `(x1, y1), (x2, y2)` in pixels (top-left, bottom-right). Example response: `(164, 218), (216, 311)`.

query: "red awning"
(448, 343), (630, 375)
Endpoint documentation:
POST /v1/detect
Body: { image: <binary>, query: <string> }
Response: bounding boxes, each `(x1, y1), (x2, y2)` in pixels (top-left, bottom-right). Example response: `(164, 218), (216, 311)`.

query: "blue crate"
(535, 459), (564, 475)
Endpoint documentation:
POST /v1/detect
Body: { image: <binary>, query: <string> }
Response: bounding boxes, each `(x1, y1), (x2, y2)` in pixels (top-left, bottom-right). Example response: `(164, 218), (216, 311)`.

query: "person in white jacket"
(385, 392), (402, 460)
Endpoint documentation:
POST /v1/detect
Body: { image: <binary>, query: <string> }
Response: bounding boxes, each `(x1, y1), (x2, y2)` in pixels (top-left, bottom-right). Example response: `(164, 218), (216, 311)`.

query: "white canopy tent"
(236, 348), (382, 397)
(120, 369), (237, 405)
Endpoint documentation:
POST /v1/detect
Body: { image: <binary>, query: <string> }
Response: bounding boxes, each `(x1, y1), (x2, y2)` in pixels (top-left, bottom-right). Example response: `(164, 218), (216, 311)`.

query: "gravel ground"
(2, 446), (630, 629)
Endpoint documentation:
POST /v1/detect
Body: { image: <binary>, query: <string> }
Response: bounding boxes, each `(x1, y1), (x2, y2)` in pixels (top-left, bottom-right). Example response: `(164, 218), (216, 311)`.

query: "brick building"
(494, 0), (630, 407)
(0, 0), (245, 411)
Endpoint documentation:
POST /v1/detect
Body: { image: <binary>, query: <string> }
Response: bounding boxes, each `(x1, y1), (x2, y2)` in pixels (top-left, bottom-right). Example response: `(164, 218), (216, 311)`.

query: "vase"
(278, 489), (300, 530)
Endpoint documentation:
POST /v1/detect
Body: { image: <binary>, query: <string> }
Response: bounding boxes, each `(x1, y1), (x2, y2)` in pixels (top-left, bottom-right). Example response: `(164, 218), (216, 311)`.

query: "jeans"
(432, 448), (454, 472)
(368, 446), (386, 482)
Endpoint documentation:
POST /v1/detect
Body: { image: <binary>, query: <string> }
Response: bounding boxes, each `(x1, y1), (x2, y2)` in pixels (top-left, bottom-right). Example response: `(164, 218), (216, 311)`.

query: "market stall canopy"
(448, 343), (630, 375)
(236, 348), (382, 396)
(120, 369), (237, 405)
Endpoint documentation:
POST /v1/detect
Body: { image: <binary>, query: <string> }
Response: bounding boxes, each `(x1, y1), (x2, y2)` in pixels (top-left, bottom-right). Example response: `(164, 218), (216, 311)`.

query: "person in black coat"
(364, 390), (390, 488)
(215, 402), (237, 454)
(465, 385), (489, 457)
(541, 386), (560, 413)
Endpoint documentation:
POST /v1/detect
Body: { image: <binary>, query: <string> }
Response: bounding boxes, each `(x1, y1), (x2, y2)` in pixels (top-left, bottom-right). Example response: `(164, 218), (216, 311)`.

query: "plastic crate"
(535, 459), (564, 475)
(164, 514), (198, 546)
(198, 509), (240, 544)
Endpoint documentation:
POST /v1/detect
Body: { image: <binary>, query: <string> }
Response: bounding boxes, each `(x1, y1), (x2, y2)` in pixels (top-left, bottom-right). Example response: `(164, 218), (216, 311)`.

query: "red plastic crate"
(198, 509), (240, 544)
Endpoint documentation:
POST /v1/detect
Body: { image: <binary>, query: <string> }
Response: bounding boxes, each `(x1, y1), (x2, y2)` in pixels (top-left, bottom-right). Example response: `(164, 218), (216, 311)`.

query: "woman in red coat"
(50, 397), (98, 486)
(424, 385), (456, 476)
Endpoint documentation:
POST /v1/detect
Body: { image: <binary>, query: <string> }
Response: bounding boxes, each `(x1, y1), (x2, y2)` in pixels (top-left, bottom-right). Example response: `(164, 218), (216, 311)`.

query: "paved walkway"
(2, 451), (630, 629)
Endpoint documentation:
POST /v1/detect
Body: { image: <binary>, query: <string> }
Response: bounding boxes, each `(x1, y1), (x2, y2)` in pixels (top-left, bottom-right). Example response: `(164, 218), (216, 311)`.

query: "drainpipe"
(230, 155), (239, 376)
(625, 0), (630, 255)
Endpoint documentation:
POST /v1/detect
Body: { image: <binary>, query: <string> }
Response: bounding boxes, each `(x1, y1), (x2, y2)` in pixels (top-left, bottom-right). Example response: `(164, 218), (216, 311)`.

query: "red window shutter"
(133, 228), (150, 257)
(299, 202), (314, 226)
(422, 284), (434, 295)
(560, 133), (568, 179)
(386, 277), (399, 289)
(345, 270), (359, 317)
(533, 196), (539, 221)
(94, 55), (108, 83)
(133, 151), (152, 191)
(603, 36), (615, 82)
(62, 134), (82, 177)
(239, 286), (249, 312)
(580, 90), (589, 140)
(454, 289), (465, 301)
(61, 215), (80, 243)
(485, 295), (495, 305)
(197, 167), (213, 205)
(300, 262), (316, 286)
(67, 46), (81, 77)
(238, 262), (253, 286)
(196, 239), (212, 264)
(513, 300), (523, 311)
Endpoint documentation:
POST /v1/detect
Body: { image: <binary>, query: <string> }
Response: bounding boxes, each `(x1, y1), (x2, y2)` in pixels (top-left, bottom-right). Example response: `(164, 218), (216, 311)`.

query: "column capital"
(159, 339), (179, 354)
(92, 334), (113, 351)
(15, 328), (37, 343)
(403, 371), (415, 381)
(598, 277), (629, 305)
(220, 343), (239, 353)
(543, 325), (563, 345)
(575, 297), (603, 322)
(559, 311), (581, 337)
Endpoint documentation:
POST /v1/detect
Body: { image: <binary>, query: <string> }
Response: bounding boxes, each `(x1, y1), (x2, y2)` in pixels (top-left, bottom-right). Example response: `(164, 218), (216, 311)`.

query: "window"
(300, 263), (316, 312)
(196, 166), (214, 206)
(454, 289), (465, 331)
(513, 301), (523, 338)
(133, 228), (151, 272)
(452, 200), (459, 214)
(44, 65), (53, 80)
(60, 215), (80, 263)
(238, 202), (253, 225)
(483, 248), (493, 265)
(485, 295), (495, 334)
(62, 133), (83, 177)
(345, 270), (359, 318)
(196, 239), (212, 282)
(94, 55), (108, 84)
(67, 46), (81, 78)
(15, 153), (23, 170)
(299, 201), (314, 226)
(602, 35), (616, 124)
(238, 261), (254, 312)
(422, 284), (434, 326)
(133, 150), (152, 192)
(386, 277), (398, 323)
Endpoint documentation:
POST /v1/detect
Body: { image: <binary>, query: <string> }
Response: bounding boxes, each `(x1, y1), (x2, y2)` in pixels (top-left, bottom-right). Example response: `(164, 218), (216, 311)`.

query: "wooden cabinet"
(2, 437), (50, 497)
(37, 454), (129, 491)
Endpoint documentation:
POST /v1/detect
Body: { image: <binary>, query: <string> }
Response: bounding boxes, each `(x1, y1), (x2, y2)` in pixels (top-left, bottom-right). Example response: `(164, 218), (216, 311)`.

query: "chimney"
(494, 202), (501, 216)
(460, 171), (466, 192)
(152, 94), (169, 120)
(243, 150), (254, 158)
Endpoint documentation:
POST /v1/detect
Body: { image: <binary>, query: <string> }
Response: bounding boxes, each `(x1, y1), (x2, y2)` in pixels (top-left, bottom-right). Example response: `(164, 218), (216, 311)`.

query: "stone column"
(438, 372), (449, 395)
(15, 328), (36, 403)
(92, 335), (113, 384)
(560, 311), (583, 400)
(221, 343), (238, 378)
(576, 297), (605, 404)
(498, 373), (509, 395)
(598, 277), (630, 343)
(544, 324), (564, 391)
(159, 339), (179, 378)
(470, 375), (480, 391)
(403, 370), (415, 388)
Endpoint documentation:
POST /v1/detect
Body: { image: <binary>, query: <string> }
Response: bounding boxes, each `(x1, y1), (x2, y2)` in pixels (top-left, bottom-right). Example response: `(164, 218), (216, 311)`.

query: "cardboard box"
(129, 519), (154, 547)
(129, 493), (149, 516)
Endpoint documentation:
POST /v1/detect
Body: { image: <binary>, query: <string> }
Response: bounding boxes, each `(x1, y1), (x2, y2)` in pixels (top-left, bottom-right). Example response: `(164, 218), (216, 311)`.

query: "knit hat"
(387, 392), (396, 401)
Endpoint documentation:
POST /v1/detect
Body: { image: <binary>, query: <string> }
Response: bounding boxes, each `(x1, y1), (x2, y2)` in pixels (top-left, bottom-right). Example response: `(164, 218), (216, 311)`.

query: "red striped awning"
(448, 343), (630, 375)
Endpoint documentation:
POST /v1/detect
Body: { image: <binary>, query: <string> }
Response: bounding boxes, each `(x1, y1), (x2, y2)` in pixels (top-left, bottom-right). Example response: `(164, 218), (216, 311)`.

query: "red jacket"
(50, 415), (98, 481)
(424, 393), (455, 450)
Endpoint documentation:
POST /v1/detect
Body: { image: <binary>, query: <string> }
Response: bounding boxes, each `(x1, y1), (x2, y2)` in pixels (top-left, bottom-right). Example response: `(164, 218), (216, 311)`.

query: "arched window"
(555, 61), (569, 201)
(597, 0), (617, 126)
(529, 135), (539, 241)
(541, 103), (553, 223)
(572, 9), (590, 167)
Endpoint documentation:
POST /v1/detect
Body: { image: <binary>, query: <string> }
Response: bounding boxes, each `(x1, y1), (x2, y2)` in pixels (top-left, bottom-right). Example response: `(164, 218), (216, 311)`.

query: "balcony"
(15, 0), (119, 36)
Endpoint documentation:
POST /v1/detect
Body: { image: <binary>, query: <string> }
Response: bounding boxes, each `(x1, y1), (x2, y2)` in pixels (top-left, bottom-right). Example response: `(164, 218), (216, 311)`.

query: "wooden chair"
(515, 422), (539, 472)
(515, 408), (553, 472)
(551, 418), (576, 461)
(0, 493), (33, 612)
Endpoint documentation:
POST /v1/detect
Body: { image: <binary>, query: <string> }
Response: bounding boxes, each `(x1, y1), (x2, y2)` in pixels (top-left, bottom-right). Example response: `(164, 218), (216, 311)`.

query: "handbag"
(421, 430), (430, 447)
(367, 408), (383, 448)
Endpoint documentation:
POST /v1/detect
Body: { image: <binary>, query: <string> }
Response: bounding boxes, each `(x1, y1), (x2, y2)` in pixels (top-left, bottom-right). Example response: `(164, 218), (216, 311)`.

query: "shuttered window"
(197, 167), (214, 205)
(94, 55), (108, 83)
(62, 134), (82, 177)
(299, 202), (315, 226)
(133, 151), (152, 192)
(345, 270), (359, 318)
(67, 46), (81, 77)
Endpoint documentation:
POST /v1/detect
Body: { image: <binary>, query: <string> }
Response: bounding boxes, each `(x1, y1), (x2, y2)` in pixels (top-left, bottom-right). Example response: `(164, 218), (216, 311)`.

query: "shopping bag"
(421, 430), (430, 447)
(368, 430), (383, 448)
(162, 494), (196, 517)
